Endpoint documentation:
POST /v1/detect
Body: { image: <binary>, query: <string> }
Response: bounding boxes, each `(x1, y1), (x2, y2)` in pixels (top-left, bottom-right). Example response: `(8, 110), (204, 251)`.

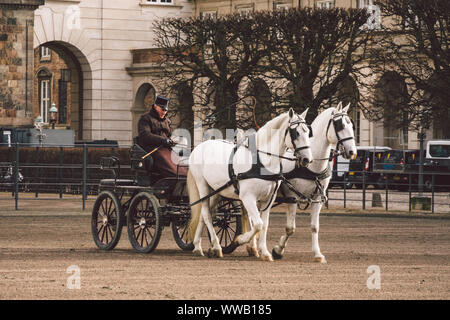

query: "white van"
(426, 140), (450, 159)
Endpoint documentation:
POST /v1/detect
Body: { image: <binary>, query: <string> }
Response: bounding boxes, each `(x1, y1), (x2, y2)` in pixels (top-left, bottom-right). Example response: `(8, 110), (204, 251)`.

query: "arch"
(132, 83), (156, 138)
(244, 78), (272, 129)
(336, 76), (361, 143)
(34, 7), (96, 140)
(374, 71), (409, 149)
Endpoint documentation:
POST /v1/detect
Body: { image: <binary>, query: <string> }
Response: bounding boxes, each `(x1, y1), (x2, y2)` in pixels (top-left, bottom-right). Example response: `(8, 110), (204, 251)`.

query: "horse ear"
(288, 108), (294, 119)
(300, 107), (309, 119)
(343, 103), (350, 113)
(336, 101), (343, 111)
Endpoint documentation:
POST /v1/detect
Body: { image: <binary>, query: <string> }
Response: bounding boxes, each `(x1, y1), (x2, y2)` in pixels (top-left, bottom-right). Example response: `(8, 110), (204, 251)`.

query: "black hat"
(154, 96), (169, 111)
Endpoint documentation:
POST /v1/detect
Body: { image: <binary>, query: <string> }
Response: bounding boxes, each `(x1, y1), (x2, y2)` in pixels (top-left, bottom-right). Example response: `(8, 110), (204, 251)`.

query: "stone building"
(0, 0), (44, 127)
(32, 0), (193, 144)
(1, 0), (446, 147)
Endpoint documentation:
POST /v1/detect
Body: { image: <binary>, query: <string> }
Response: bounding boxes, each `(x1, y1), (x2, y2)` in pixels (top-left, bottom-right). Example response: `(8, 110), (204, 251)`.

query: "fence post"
(362, 170), (366, 210)
(408, 173), (412, 212)
(385, 176), (388, 211)
(34, 146), (40, 198)
(82, 143), (87, 211)
(59, 146), (63, 199)
(14, 142), (19, 210)
(343, 174), (347, 209)
(431, 174), (435, 214)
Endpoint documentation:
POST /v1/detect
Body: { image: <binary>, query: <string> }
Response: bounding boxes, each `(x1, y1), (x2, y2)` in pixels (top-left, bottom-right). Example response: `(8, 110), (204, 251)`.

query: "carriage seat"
(130, 138), (154, 174)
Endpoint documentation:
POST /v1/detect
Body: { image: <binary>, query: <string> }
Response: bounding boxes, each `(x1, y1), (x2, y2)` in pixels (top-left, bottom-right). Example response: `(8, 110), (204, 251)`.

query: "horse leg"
(273, 203), (297, 260)
(242, 207), (259, 257)
(234, 196), (263, 250)
(311, 201), (326, 263)
(192, 212), (204, 256)
(200, 200), (223, 258)
(257, 200), (274, 262)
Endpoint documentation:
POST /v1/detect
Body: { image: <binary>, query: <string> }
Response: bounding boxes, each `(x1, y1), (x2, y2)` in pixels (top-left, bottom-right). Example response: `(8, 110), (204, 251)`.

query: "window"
(359, 0), (381, 30)
(40, 46), (51, 61)
(274, 2), (292, 11)
(236, 4), (254, 15)
(37, 68), (52, 123)
(200, 10), (217, 19)
(317, 1), (334, 9)
(146, 0), (172, 4)
(40, 79), (50, 123)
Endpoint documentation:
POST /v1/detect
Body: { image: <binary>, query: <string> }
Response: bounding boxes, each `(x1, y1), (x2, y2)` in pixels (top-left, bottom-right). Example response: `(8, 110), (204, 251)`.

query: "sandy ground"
(0, 209), (449, 300)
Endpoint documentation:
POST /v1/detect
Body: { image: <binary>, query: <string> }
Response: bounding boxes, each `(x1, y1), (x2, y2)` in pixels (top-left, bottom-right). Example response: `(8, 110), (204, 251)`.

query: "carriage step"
(99, 179), (135, 187)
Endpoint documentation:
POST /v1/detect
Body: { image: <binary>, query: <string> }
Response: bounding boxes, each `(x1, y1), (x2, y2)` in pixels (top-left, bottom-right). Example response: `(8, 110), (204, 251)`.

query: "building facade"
(32, 0), (193, 144)
(1, 0), (445, 147)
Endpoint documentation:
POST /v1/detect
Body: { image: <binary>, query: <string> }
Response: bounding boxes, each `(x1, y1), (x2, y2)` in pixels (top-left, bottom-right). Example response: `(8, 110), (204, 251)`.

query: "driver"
(137, 96), (188, 178)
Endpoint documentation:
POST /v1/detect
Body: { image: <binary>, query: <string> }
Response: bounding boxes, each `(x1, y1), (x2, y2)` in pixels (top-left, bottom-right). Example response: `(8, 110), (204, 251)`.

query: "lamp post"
(49, 103), (58, 129)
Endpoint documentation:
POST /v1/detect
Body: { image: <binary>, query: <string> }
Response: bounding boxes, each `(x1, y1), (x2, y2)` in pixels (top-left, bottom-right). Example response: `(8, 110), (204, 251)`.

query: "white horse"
(269, 102), (357, 263)
(185, 108), (313, 261)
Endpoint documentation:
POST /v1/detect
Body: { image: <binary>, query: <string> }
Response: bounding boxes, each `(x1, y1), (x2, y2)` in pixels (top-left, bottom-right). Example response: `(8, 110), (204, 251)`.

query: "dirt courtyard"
(0, 212), (449, 300)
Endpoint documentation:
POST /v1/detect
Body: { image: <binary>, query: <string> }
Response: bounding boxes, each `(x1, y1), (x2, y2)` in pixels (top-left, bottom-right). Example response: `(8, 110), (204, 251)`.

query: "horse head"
(327, 102), (357, 160)
(286, 108), (313, 167)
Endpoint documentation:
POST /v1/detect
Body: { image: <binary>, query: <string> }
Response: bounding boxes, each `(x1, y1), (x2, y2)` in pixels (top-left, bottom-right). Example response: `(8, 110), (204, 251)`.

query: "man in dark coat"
(138, 96), (188, 178)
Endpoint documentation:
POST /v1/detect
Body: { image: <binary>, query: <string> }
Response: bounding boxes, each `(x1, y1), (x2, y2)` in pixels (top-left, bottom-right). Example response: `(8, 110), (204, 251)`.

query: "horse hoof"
(314, 256), (327, 263)
(246, 246), (259, 257)
(207, 248), (223, 259)
(261, 255), (274, 262)
(193, 249), (204, 257)
(272, 248), (283, 260)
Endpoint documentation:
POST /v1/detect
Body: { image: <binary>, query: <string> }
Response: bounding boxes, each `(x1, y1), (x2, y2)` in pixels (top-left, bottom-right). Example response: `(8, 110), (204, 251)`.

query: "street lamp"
(49, 103), (58, 129)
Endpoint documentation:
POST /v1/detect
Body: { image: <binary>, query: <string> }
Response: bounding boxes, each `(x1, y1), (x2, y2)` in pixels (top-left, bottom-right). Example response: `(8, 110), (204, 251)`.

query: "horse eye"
(345, 117), (351, 124)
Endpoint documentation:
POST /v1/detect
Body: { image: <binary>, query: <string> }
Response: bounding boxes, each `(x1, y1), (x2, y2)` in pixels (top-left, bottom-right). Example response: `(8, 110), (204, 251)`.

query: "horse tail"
(241, 206), (250, 234)
(185, 169), (201, 242)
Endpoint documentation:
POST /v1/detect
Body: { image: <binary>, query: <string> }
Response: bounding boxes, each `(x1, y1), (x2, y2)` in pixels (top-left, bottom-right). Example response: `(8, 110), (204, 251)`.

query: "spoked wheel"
(212, 199), (242, 254)
(171, 215), (194, 251)
(127, 192), (162, 253)
(91, 190), (124, 250)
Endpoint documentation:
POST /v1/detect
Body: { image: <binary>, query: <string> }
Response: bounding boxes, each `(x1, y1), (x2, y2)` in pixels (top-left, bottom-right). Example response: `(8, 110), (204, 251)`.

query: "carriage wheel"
(212, 199), (242, 254)
(91, 190), (123, 250)
(127, 192), (162, 253)
(171, 216), (194, 251)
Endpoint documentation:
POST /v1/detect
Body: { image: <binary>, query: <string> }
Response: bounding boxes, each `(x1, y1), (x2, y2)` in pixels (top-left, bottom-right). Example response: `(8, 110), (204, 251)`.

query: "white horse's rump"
(186, 108), (313, 261)
(270, 102), (357, 263)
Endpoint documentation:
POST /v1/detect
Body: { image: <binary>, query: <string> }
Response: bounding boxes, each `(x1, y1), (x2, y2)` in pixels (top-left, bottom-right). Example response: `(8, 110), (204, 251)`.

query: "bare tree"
(258, 7), (373, 123)
(365, 0), (450, 136)
(153, 12), (270, 131)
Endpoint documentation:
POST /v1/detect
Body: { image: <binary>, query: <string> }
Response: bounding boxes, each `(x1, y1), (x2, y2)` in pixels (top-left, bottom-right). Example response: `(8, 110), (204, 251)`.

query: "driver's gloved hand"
(163, 138), (175, 147)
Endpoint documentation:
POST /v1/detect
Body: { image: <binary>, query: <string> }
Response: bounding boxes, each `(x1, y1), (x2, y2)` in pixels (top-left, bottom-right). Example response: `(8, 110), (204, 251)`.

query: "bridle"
(325, 112), (355, 150)
(313, 112), (355, 161)
(285, 117), (311, 154)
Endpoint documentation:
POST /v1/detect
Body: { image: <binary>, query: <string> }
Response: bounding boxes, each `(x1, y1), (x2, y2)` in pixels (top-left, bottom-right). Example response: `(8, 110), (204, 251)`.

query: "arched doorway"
(132, 83), (155, 139)
(245, 78), (272, 129)
(336, 76), (361, 144)
(33, 41), (92, 141)
(374, 72), (409, 149)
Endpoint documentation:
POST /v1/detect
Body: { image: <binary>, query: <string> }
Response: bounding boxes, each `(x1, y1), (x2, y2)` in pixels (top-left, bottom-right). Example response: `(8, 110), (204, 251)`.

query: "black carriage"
(91, 140), (243, 254)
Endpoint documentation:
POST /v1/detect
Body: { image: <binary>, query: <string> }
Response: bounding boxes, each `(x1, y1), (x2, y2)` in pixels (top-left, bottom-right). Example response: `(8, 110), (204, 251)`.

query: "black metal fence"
(327, 169), (450, 213)
(0, 143), (134, 210)
(1, 143), (449, 213)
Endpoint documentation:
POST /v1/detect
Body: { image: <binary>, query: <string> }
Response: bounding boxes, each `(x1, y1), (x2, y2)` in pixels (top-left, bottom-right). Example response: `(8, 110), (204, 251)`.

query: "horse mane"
(256, 111), (290, 148)
(311, 107), (336, 132)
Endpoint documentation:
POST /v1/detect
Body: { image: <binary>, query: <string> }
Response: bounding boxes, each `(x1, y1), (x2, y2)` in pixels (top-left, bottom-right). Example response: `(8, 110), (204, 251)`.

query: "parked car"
(423, 140), (450, 190)
(347, 146), (391, 189)
(329, 151), (351, 188)
(374, 149), (421, 190)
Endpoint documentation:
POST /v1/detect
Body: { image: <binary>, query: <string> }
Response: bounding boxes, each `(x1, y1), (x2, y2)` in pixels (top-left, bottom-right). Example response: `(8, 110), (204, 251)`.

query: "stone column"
(0, 0), (44, 127)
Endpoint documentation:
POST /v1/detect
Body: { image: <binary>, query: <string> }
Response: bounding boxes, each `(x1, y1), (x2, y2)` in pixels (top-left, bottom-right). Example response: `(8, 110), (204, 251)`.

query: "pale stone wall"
(33, 0), (193, 145)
